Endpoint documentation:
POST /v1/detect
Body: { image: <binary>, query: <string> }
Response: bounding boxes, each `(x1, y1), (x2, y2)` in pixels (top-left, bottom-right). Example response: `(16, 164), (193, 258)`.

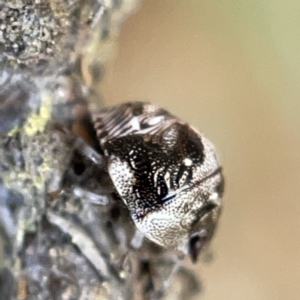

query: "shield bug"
(93, 101), (224, 262)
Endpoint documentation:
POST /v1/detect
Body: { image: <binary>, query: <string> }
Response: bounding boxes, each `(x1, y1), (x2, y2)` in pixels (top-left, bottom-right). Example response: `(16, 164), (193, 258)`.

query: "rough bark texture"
(0, 1), (201, 299)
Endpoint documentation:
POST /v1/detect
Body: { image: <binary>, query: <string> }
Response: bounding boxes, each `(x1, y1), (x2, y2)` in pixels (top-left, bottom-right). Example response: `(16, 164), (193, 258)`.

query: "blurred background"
(101, 1), (300, 299)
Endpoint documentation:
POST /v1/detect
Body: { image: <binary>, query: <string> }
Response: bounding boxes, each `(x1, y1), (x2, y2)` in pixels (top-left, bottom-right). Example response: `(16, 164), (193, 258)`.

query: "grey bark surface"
(0, 1), (201, 299)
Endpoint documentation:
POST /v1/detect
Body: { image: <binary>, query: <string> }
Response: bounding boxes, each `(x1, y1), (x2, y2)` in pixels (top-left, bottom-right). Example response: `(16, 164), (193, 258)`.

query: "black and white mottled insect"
(93, 101), (224, 262)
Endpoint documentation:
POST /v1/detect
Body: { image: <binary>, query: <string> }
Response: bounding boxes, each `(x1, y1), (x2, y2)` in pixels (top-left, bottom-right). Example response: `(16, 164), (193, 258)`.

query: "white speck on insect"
(183, 158), (192, 166)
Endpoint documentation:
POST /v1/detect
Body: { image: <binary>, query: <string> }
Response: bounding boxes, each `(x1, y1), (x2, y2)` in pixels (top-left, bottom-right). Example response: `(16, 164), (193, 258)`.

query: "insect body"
(94, 102), (224, 261)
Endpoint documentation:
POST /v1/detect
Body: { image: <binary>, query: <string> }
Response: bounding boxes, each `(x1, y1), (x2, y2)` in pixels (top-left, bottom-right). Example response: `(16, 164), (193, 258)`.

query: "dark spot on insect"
(176, 165), (192, 188)
(156, 173), (168, 200)
(183, 203), (189, 213)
